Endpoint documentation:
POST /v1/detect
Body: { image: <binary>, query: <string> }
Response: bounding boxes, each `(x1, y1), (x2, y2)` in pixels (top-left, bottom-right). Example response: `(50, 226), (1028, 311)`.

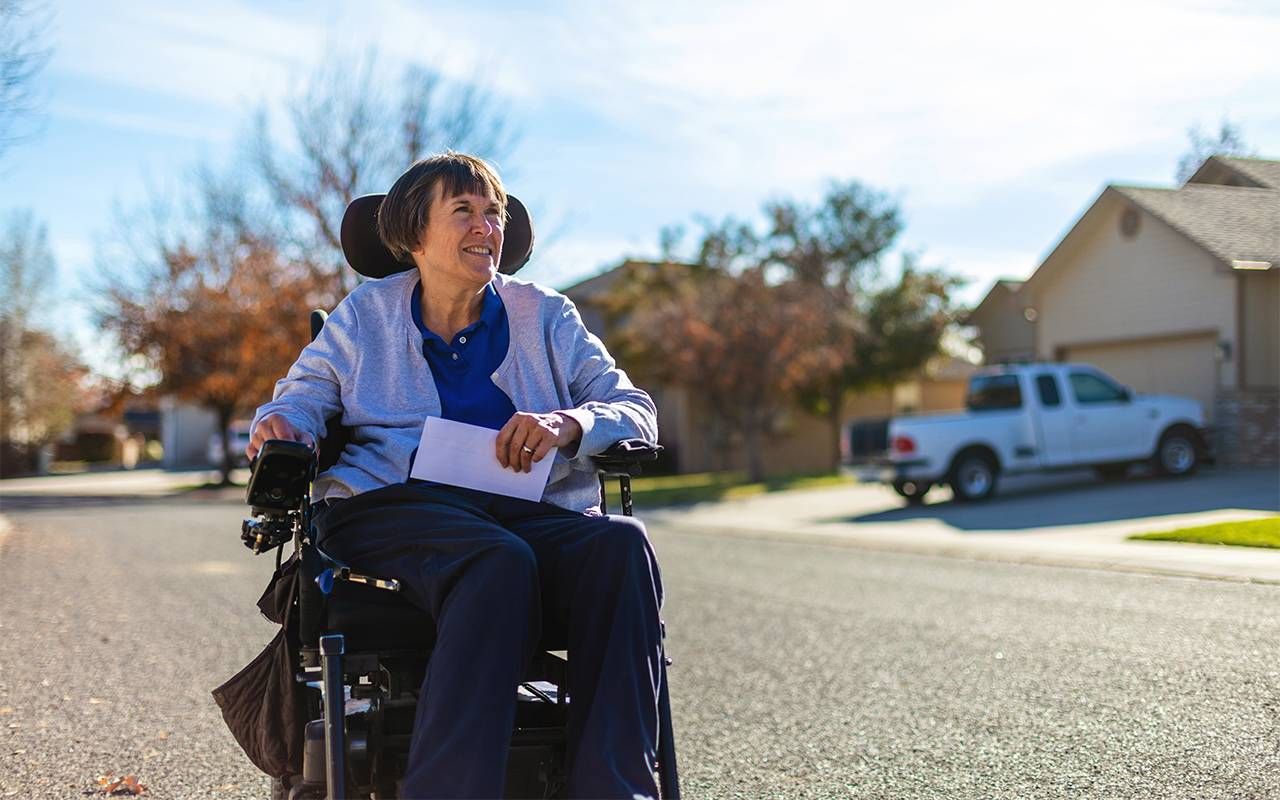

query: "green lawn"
(1129, 517), (1280, 550)
(603, 470), (854, 510)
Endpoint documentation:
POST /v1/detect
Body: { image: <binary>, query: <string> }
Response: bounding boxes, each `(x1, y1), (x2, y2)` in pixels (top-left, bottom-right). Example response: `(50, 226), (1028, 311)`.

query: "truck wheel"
(1154, 427), (1199, 477)
(892, 480), (931, 505)
(949, 452), (998, 502)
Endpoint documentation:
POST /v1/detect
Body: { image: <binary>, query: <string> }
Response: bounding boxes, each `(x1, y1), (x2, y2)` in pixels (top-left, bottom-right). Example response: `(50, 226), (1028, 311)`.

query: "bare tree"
(251, 50), (516, 302)
(0, 0), (51, 158)
(1176, 118), (1253, 183)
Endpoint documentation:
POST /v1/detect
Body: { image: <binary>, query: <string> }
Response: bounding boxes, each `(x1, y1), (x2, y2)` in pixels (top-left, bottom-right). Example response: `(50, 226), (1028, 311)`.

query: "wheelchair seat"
(320, 579), (435, 654)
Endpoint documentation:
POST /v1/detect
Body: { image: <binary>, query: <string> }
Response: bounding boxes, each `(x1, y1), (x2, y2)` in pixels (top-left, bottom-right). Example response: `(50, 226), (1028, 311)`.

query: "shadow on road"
(0, 494), (182, 512)
(838, 468), (1280, 532)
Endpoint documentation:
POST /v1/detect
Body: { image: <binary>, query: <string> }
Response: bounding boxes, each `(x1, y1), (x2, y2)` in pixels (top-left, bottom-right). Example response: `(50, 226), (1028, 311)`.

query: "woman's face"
(411, 182), (505, 291)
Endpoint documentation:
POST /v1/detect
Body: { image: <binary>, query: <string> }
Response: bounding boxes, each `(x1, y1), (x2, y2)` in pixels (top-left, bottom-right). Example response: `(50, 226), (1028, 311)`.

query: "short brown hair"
(376, 152), (508, 261)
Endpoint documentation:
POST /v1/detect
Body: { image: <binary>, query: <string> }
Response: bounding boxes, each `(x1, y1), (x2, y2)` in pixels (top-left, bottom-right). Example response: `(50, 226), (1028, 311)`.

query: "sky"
(4, 0), (1279, 369)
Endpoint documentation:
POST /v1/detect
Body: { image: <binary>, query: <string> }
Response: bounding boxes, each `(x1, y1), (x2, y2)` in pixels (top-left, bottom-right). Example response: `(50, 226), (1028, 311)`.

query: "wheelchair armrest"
(591, 439), (663, 476)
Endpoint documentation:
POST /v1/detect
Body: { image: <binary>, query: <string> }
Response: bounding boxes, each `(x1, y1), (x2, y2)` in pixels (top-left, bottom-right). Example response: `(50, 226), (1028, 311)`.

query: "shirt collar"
(411, 280), (502, 342)
(476, 282), (503, 330)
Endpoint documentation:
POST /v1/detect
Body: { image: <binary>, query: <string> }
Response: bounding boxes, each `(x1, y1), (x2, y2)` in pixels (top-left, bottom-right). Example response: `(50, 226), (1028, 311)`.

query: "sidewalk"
(646, 468), (1280, 584)
(0, 467), (248, 497)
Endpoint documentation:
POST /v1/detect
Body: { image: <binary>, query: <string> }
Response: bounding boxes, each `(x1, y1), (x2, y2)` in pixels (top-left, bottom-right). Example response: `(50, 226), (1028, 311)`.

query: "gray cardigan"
(251, 270), (658, 513)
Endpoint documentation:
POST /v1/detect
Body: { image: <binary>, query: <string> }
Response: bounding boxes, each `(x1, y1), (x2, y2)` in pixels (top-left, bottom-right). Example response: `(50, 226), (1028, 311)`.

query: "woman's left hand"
(495, 411), (583, 472)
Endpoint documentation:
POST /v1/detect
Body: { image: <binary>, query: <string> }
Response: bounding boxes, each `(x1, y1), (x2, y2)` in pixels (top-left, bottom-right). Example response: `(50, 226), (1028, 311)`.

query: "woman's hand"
(247, 414), (315, 461)
(495, 411), (583, 473)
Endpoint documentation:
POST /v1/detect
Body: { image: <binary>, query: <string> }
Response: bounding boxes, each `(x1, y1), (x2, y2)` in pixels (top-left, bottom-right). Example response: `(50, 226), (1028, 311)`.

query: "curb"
(0, 513), (11, 560)
(649, 515), (1280, 587)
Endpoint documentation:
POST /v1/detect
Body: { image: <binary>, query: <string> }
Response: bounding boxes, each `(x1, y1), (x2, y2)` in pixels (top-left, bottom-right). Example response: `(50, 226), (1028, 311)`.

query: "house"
(966, 279), (1035, 364)
(158, 396), (219, 468)
(972, 155), (1280, 465)
(562, 260), (975, 475)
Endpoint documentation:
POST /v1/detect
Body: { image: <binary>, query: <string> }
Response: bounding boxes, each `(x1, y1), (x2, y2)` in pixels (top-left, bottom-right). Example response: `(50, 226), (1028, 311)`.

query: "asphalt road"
(1, 493), (1278, 799)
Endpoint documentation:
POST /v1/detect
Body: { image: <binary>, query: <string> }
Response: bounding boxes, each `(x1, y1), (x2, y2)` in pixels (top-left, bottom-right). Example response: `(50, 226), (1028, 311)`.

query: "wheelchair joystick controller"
(241, 439), (316, 554)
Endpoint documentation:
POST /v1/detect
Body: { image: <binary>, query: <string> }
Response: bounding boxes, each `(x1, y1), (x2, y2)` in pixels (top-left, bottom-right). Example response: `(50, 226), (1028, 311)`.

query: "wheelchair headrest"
(340, 193), (534, 279)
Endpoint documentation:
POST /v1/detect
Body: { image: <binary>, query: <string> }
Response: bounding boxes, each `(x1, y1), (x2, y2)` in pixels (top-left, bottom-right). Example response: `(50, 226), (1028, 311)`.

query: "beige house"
(966, 279), (1035, 364)
(974, 155), (1280, 465)
(562, 261), (973, 475)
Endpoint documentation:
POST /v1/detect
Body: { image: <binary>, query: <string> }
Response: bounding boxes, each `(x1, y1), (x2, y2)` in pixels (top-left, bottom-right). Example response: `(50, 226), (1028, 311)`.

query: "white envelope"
(409, 416), (556, 502)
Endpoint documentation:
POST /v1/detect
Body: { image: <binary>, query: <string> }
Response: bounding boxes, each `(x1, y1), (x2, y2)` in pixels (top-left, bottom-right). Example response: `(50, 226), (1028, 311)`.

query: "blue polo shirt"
(410, 281), (516, 431)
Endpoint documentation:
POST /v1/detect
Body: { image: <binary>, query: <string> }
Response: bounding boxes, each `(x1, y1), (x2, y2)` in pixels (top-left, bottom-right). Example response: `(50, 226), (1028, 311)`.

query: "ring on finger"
(521, 445), (535, 454)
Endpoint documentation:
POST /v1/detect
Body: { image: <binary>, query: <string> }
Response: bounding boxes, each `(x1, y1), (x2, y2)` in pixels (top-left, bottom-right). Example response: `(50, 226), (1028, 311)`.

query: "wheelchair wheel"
(273, 776), (322, 800)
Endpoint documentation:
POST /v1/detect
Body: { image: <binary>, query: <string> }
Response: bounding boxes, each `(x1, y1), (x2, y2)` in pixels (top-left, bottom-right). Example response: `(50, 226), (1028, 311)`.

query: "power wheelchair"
(230, 193), (680, 799)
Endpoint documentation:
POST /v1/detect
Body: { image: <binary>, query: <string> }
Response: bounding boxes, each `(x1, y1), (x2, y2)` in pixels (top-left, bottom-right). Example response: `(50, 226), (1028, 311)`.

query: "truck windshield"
(966, 374), (1023, 411)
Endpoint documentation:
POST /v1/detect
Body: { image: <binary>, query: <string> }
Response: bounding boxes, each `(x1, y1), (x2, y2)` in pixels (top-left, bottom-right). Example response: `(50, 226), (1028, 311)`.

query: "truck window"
(1035, 375), (1061, 407)
(1069, 372), (1126, 404)
(966, 374), (1022, 411)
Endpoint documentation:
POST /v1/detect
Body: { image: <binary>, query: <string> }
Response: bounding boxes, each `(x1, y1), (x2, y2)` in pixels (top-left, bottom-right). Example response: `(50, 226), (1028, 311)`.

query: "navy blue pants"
(312, 482), (664, 799)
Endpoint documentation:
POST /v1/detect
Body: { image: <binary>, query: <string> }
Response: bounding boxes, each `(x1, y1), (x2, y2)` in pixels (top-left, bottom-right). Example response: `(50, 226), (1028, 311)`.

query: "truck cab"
(855, 363), (1210, 504)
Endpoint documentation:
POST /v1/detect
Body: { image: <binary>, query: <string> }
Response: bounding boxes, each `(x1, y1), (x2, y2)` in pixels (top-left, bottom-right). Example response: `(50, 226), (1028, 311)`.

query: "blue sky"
(5, 0), (1279, 367)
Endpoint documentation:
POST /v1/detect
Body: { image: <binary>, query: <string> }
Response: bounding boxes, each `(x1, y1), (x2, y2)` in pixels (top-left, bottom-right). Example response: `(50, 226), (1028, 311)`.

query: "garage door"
(1062, 334), (1218, 421)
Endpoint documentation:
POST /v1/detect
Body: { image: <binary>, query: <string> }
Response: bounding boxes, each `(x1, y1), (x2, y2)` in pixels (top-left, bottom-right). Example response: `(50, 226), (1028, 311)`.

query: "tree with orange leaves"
(605, 226), (843, 482)
(97, 171), (314, 484)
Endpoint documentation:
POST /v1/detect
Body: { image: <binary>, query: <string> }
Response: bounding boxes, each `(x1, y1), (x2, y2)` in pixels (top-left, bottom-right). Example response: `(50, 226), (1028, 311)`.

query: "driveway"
(648, 467), (1280, 583)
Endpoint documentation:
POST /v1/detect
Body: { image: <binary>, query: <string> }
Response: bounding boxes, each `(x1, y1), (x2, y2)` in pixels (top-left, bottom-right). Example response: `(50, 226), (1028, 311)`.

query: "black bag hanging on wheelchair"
(211, 553), (308, 779)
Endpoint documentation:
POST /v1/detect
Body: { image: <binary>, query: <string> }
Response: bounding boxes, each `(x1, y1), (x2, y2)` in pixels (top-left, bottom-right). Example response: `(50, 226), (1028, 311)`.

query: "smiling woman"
(244, 152), (665, 797)
(375, 154), (510, 342)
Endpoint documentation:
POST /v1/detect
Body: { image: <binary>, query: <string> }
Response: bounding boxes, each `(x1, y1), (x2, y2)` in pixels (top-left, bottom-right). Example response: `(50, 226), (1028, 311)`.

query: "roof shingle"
(1111, 183), (1280, 266)
(1213, 156), (1280, 189)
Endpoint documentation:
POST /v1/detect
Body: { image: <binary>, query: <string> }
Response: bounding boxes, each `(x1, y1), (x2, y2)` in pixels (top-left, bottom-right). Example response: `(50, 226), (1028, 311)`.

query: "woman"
(248, 153), (663, 799)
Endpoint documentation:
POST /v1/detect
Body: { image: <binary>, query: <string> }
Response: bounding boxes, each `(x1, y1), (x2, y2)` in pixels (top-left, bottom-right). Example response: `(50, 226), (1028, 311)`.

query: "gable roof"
(1111, 183), (1280, 266)
(560, 259), (695, 302)
(1025, 159), (1279, 296)
(1186, 155), (1280, 189)
(966, 278), (1024, 323)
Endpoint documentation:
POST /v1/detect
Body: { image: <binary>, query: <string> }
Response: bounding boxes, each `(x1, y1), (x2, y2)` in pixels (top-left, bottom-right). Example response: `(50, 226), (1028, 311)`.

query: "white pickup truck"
(853, 363), (1211, 503)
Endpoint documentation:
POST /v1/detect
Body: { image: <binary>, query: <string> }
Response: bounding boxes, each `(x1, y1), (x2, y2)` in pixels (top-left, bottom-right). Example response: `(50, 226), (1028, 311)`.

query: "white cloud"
(52, 0), (1279, 199)
(53, 0), (312, 110)
(518, 0), (1280, 203)
(51, 0), (540, 112)
(49, 102), (234, 143)
(32, 0), (1280, 313)
(49, 235), (95, 273)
